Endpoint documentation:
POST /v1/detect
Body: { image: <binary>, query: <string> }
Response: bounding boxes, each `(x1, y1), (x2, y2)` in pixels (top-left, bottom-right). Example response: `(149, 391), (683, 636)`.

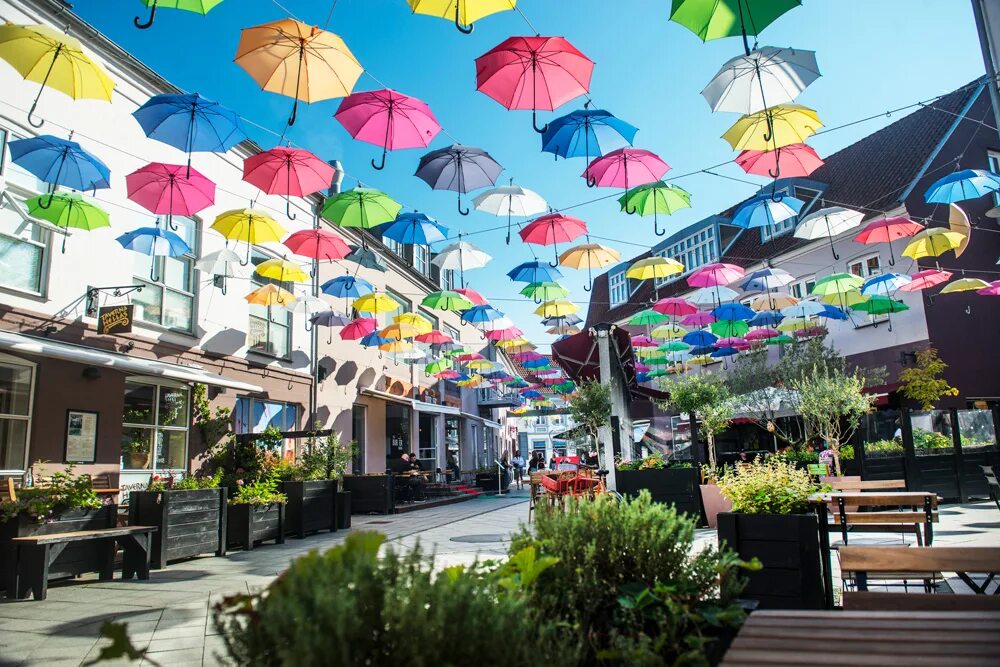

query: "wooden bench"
(10, 525), (157, 601)
(824, 491), (939, 547)
(983, 466), (1000, 511)
(2, 477), (17, 502)
(824, 478), (907, 491)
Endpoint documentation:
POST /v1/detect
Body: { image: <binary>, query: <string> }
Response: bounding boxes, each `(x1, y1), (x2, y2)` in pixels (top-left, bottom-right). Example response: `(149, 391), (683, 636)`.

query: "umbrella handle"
(458, 195), (469, 216)
(37, 190), (56, 210)
(286, 196), (297, 221)
(220, 275), (227, 295)
(27, 93), (45, 129)
(549, 245), (559, 268)
(371, 148), (388, 171)
(304, 320), (313, 332)
(532, 109), (548, 134)
(583, 283), (592, 293)
(61, 232), (67, 254)
(134, 0), (157, 29)
(654, 216), (666, 237)
(585, 173), (597, 188)
(625, 203), (638, 215)
(27, 45), (61, 129)
(454, 3), (474, 33)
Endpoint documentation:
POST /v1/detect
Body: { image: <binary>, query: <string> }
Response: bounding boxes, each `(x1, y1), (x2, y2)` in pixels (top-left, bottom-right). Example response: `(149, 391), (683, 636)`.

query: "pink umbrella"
(899, 269), (953, 292)
(283, 229), (351, 262)
(243, 147), (336, 219)
(977, 280), (1000, 296)
(540, 377), (563, 385)
(334, 89), (441, 170)
(454, 287), (488, 306)
(126, 162), (216, 230)
(853, 216), (924, 266)
(513, 350), (544, 361)
(485, 326), (523, 341)
(456, 352), (485, 362)
(745, 327), (780, 341)
(634, 362), (651, 373)
(584, 148), (669, 189)
(736, 143), (823, 179)
(415, 330), (453, 344)
(688, 263), (745, 287)
(680, 311), (716, 327)
(340, 317), (377, 340)
(795, 325), (827, 339)
(519, 213), (588, 266)
(715, 337), (746, 348)
(652, 297), (697, 317)
(475, 36), (594, 133)
(631, 334), (657, 347)
(435, 369), (461, 380)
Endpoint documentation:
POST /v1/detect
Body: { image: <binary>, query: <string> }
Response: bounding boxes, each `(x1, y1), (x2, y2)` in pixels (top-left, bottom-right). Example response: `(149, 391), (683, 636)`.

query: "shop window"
(132, 217), (197, 333)
(386, 402), (410, 463)
(121, 381), (189, 471)
(957, 409), (997, 452)
(910, 411), (955, 456)
(418, 411), (437, 464)
(0, 356), (33, 472)
(443, 323), (460, 345)
(233, 397), (299, 434)
(248, 248), (292, 357)
(848, 253), (882, 278)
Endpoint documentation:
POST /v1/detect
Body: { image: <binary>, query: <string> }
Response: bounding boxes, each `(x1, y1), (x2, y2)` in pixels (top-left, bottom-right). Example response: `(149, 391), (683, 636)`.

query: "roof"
(586, 80), (985, 327)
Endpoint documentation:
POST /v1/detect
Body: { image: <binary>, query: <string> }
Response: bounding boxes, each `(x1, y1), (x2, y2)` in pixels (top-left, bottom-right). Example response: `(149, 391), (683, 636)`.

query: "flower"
(236, 479), (244, 486)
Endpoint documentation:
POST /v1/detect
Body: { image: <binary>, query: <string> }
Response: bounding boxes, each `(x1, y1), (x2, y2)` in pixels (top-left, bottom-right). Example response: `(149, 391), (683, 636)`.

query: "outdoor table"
(720, 609), (1000, 666)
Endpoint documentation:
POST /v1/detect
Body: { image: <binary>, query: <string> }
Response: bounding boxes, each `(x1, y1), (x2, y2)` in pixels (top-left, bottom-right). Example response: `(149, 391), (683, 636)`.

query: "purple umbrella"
(414, 144), (503, 215)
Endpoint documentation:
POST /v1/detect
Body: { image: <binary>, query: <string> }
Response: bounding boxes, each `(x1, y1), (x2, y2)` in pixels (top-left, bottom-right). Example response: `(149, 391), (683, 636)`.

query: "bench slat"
(827, 479), (907, 491)
(844, 591), (1000, 612)
(839, 546), (1000, 573)
(828, 493), (939, 507)
(831, 512), (939, 525)
(12, 526), (157, 545)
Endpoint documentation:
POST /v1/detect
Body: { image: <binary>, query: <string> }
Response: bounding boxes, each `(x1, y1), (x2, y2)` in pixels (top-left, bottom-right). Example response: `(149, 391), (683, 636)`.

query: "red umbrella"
(126, 162), (216, 231)
(334, 89), (441, 170)
(243, 147), (336, 219)
(475, 36), (594, 133)
(631, 334), (657, 347)
(899, 269), (953, 292)
(454, 287), (487, 305)
(736, 143), (823, 179)
(485, 326), (523, 341)
(340, 317), (377, 340)
(652, 297), (697, 317)
(434, 369), (461, 380)
(680, 311), (716, 327)
(584, 148), (669, 189)
(456, 352), (485, 362)
(519, 213), (588, 266)
(853, 216), (924, 266)
(415, 330), (452, 344)
(283, 229), (351, 262)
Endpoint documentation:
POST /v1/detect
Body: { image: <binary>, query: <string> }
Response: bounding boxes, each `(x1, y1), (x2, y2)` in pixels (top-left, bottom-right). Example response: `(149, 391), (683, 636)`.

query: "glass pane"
(0, 363), (32, 416)
(233, 397), (251, 434)
(171, 218), (196, 249)
(269, 323), (289, 357)
(163, 256), (191, 292)
(158, 430), (187, 470)
(123, 382), (155, 425)
(163, 290), (193, 331)
(0, 234), (43, 292)
(910, 411), (955, 456)
(121, 426), (153, 470)
(958, 409), (997, 452)
(132, 280), (163, 325)
(248, 315), (268, 351)
(158, 386), (189, 427)
(386, 403), (410, 461)
(133, 252), (158, 279)
(0, 417), (28, 470)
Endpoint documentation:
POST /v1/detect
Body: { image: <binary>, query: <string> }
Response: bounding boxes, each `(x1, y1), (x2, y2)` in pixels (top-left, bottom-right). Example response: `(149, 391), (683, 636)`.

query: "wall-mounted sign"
(65, 409), (99, 463)
(98, 304), (134, 335)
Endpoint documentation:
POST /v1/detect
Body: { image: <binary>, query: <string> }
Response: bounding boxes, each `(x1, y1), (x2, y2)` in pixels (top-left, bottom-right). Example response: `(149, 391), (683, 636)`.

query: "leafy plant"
(300, 424), (357, 481)
(192, 383), (235, 457)
(1, 465), (103, 523)
(658, 372), (733, 473)
(863, 439), (904, 457)
(229, 479), (287, 506)
(616, 451), (667, 471)
(913, 428), (953, 450)
(83, 622), (158, 667)
(716, 457), (817, 515)
(147, 469), (223, 492)
(568, 379), (611, 444)
(775, 449), (820, 464)
(899, 348), (959, 411)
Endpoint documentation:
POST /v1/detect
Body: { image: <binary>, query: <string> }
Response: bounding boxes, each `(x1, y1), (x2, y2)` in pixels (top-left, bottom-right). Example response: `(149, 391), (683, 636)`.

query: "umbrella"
(243, 146), (336, 218)
(394, 313), (434, 334)
(688, 263), (745, 287)
(541, 107), (637, 163)
(619, 182), (692, 236)
(475, 35), (594, 133)
(340, 317), (378, 340)
(820, 289), (868, 308)
(543, 314), (582, 327)
(740, 267), (794, 291)
(382, 212), (448, 245)
(9, 135), (111, 206)
(196, 248), (249, 294)
(559, 243), (620, 292)
(485, 326), (523, 342)
(126, 162), (216, 231)
(794, 206), (865, 259)
(949, 204), (972, 258)
(749, 292), (797, 311)
(723, 104), (822, 151)
(508, 261), (562, 283)
(406, 0), (517, 33)
(713, 303), (755, 320)
(659, 341), (691, 352)
(652, 297), (697, 317)
(521, 282), (570, 302)
(235, 18), (363, 125)
(321, 188), (401, 236)
(354, 292), (400, 314)
(861, 273), (912, 297)
(703, 46), (820, 115)
(584, 148), (669, 190)
(547, 324), (580, 335)
(454, 287), (488, 305)
(381, 323), (422, 340)
(334, 88), (441, 169)
(737, 143), (823, 179)
(651, 324), (688, 340)
(473, 183), (547, 244)
(321, 275), (373, 299)
(519, 213), (588, 266)
(117, 227), (191, 279)
(134, 0), (224, 29)
(415, 330), (453, 344)
(626, 257), (684, 281)
(461, 304), (503, 324)
(425, 359), (454, 375)
(432, 240), (492, 286)
(535, 299), (577, 317)
(681, 311), (716, 326)
(245, 284), (296, 307)
(683, 330), (719, 346)
(940, 278), (990, 294)
(811, 272), (864, 296)
(415, 144), (503, 215)
(899, 269), (952, 292)
(853, 216), (924, 266)
(924, 168), (1000, 204)
(211, 209), (286, 265)
(977, 281), (1000, 296)
(284, 295), (328, 329)
(711, 319), (750, 337)
(731, 193), (803, 229)
(902, 228), (967, 260)
(688, 285), (739, 306)
(669, 0), (800, 52)
(133, 93), (245, 175)
(819, 304), (848, 321)
(26, 192), (108, 253)
(630, 309), (669, 326)
(777, 317), (812, 333)
(311, 309), (352, 342)
(766, 334), (794, 346)
(0, 24), (114, 127)
(344, 245), (387, 272)
(282, 226), (351, 264)
(850, 295), (908, 329)
(745, 327), (780, 341)
(361, 332), (395, 350)
(780, 301), (826, 319)
(422, 290), (474, 312)
(255, 258), (309, 284)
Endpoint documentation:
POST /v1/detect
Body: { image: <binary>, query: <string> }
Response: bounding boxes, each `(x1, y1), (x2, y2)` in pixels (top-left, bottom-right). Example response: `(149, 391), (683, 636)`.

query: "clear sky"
(70, 0), (987, 351)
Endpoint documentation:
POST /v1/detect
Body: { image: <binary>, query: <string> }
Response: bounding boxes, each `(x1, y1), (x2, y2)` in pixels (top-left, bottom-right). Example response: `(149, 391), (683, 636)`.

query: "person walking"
(511, 451), (526, 489)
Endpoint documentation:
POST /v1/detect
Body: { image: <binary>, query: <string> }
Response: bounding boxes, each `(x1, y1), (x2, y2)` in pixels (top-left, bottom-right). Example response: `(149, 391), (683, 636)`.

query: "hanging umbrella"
(255, 258), (309, 284)
(245, 284), (296, 307)
(681, 311), (716, 326)
(780, 301), (826, 319)
(454, 287), (488, 305)
(853, 216), (924, 266)
(659, 341), (691, 352)
(712, 303), (756, 321)
(283, 228), (351, 263)
(547, 324), (580, 335)
(850, 295), (908, 330)
(902, 228), (967, 260)
(9, 135), (111, 206)
(461, 304), (503, 324)
(0, 24), (115, 127)
(584, 148), (669, 190)
(688, 285), (739, 306)
(557, 242), (621, 294)
(940, 278), (990, 294)
(737, 143), (823, 179)
(683, 330), (719, 347)
(745, 327), (780, 342)
(748, 310), (783, 327)
(861, 273), (913, 297)
(626, 257), (685, 281)
(739, 267), (794, 291)
(723, 104), (822, 151)
(134, 0), (224, 29)
(486, 326), (523, 342)
(321, 188), (401, 234)
(507, 261), (562, 283)
(535, 300), (577, 317)
(133, 93), (245, 175)
(619, 182), (691, 236)
(521, 282), (570, 302)
(211, 208), (286, 265)
(731, 193), (803, 228)
(422, 290), (474, 312)
(354, 292), (400, 314)
(475, 35), (594, 133)
(711, 319), (751, 338)
(380, 323), (422, 340)
(344, 245), (388, 272)
(628, 309), (669, 326)
(669, 0), (800, 52)
(543, 314), (582, 327)
(473, 184), (547, 244)
(924, 168), (1000, 204)
(407, 0), (517, 33)
(340, 317), (378, 340)
(651, 323), (688, 340)
(519, 213), (588, 266)
(394, 313), (434, 334)
(415, 330), (453, 345)
(235, 18), (363, 126)
(818, 304), (848, 321)
(26, 193), (108, 253)
(899, 269), (952, 292)
(243, 146), (336, 219)
(196, 248), (249, 294)
(311, 310), (352, 343)
(335, 88), (441, 169)
(749, 292), (797, 311)
(415, 144), (503, 215)
(820, 289), (868, 308)
(976, 281), (1000, 296)
(541, 107), (637, 163)
(794, 206), (865, 259)
(361, 331), (395, 350)
(321, 275), (373, 298)
(811, 272), (864, 297)
(126, 162), (216, 231)
(117, 226), (191, 280)
(949, 204), (972, 259)
(284, 295), (328, 329)
(651, 297), (697, 318)
(431, 240), (492, 287)
(382, 212), (448, 245)
(702, 46), (820, 115)
(688, 263), (745, 287)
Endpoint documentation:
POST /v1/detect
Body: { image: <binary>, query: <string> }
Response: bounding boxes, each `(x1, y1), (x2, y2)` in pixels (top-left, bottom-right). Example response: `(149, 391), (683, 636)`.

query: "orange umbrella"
(235, 18), (363, 126)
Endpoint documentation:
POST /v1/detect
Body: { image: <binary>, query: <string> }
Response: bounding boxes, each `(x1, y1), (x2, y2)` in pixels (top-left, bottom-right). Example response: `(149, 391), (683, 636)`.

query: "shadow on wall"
(201, 328), (247, 357)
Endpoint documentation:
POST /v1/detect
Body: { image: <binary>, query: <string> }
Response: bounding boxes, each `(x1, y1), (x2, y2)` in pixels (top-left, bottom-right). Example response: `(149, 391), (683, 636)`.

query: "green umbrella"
(27, 192), (109, 253)
(443, 347), (466, 358)
(520, 281), (570, 301)
(628, 309), (670, 326)
(765, 334), (795, 345)
(850, 296), (909, 316)
(619, 182), (692, 236)
(811, 272), (863, 296)
(710, 319), (750, 338)
(645, 356), (671, 366)
(321, 187), (401, 232)
(425, 359), (453, 374)
(135, 0), (224, 30)
(646, 369), (668, 378)
(669, 0), (801, 53)
(658, 341), (690, 352)
(422, 290), (474, 312)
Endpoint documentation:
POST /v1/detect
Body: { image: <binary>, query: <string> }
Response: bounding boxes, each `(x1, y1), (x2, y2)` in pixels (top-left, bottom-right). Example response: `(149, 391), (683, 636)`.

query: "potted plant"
(716, 457), (828, 610)
(121, 438), (151, 469)
(226, 480), (286, 551)
(614, 453), (703, 519)
(283, 427), (357, 535)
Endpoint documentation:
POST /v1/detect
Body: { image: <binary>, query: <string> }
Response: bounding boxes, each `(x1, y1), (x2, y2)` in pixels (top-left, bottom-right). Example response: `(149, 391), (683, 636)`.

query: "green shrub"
(863, 439), (904, 457)
(147, 469), (222, 492)
(229, 479), (287, 506)
(775, 449), (820, 464)
(912, 428), (952, 450)
(299, 428), (357, 481)
(1, 465), (103, 523)
(717, 457), (817, 515)
(510, 492), (750, 666)
(839, 444), (855, 461)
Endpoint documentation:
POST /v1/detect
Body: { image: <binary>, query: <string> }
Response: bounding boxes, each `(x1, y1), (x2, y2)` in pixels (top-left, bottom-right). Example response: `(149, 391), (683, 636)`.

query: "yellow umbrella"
(211, 209), (287, 263)
(496, 337), (529, 349)
(394, 312), (433, 334)
(379, 340), (413, 353)
(949, 204), (972, 258)
(902, 228), (967, 260)
(650, 323), (688, 340)
(547, 324), (580, 335)
(466, 359), (494, 371)
(723, 104), (823, 151)
(354, 292), (400, 313)
(634, 346), (661, 358)
(407, 0), (517, 31)
(688, 355), (715, 366)
(777, 317), (812, 333)
(245, 284), (296, 306)
(535, 299), (578, 317)
(235, 18), (363, 125)
(940, 278), (989, 294)
(255, 258), (309, 283)
(820, 289), (868, 308)
(0, 24), (115, 127)
(750, 292), (798, 311)
(626, 257), (684, 281)
(457, 374), (484, 387)
(380, 322), (422, 340)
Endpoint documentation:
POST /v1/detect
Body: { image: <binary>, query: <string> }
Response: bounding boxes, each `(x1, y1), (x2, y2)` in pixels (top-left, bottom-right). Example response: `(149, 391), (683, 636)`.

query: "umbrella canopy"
(321, 275), (374, 299)
(284, 295), (327, 317)
(521, 282), (570, 301)
(780, 301), (826, 319)
(652, 297), (697, 317)
(542, 314), (582, 327)
(688, 285), (739, 306)
(473, 183), (547, 244)
(681, 311), (717, 326)
(584, 148), (669, 189)
(669, 0), (800, 46)
(344, 245), (388, 272)
(382, 212), (448, 245)
(340, 317), (378, 340)
(310, 309), (352, 327)
(461, 304), (503, 324)
(629, 309), (669, 326)
(334, 88), (441, 169)
(211, 209), (286, 263)
(407, 0), (517, 32)
(688, 263), (745, 287)
(740, 267), (794, 291)
(712, 303), (755, 321)
(748, 310), (783, 327)
(559, 243), (620, 270)
(380, 323), (422, 340)
(811, 272), (864, 296)
(749, 292), (797, 311)
(415, 144), (503, 214)
(745, 327), (780, 341)
(703, 46), (820, 115)
(899, 269), (953, 292)
(794, 206), (865, 259)
(683, 329), (719, 347)
(243, 146), (336, 218)
(819, 304), (848, 321)
(126, 162), (216, 230)
(737, 143), (823, 179)
(9, 135), (111, 195)
(619, 182), (692, 236)
(535, 299), (578, 317)
(196, 248), (250, 279)
(454, 287), (488, 305)
(415, 330), (453, 345)
(422, 290), (474, 312)
(731, 193), (803, 229)
(541, 108), (637, 162)
(26, 192), (108, 252)
(508, 260), (562, 283)
(626, 257), (684, 281)
(711, 319), (750, 337)
(723, 104), (822, 151)
(977, 281), (1000, 296)
(820, 289), (868, 308)
(134, 0), (225, 29)
(321, 187), (401, 231)
(133, 93), (245, 173)
(283, 229), (350, 262)
(235, 18), (363, 125)
(394, 313), (434, 334)
(354, 292), (400, 314)
(520, 214), (588, 265)
(255, 258), (309, 283)
(431, 241), (492, 276)
(245, 284), (295, 306)
(949, 204), (972, 258)
(860, 273), (913, 297)
(0, 24), (114, 127)
(924, 168), (1000, 204)
(850, 296), (909, 315)
(361, 331), (395, 348)
(475, 35), (594, 133)
(940, 278), (990, 294)
(117, 226), (192, 280)
(651, 323), (688, 340)
(902, 228), (967, 260)
(854, 216), (924, 265)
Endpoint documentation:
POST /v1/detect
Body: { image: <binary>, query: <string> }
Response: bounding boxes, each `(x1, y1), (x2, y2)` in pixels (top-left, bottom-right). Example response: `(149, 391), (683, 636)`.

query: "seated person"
(408, 452), (423, 471)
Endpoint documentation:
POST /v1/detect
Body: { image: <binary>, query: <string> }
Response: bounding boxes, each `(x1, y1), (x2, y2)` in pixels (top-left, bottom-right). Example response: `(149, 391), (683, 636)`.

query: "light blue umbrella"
(541, 108), (638, 162)
(117, 226), (191, 280)
(780, 300), (826, 319)
(739, 267), (794, 291)
(861, 272), (912, 296)
(507, 260), (563, 283)
(133, 93), (245, 175)
(748, 310), (784, 327)
(381, 212), (448, 245)
(731, 193), (803, 229)
(9, 135), (111, 208)
(320, 275), (373, 298)
(712, 303), (755, 321)
(924, 169), (1000, 204)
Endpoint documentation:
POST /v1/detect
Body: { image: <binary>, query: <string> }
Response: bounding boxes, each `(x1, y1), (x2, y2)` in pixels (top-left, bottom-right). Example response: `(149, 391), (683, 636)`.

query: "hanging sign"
(98, 304), (134, 335)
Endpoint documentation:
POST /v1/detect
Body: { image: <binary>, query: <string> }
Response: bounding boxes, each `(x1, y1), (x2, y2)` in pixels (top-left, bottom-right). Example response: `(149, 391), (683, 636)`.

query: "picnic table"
(720, 609), (1000, 666)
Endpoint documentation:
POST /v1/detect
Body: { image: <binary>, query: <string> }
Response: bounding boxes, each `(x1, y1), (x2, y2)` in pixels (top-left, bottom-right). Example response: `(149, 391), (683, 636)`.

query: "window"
(386, 288), (411, 315)
(420, 310), (439, 332)
(414, 244), (431, 277)
(990, 151), (1000, 206)
(793, 185), (823, 218)
(848, 254), (882, 278)
(383, 235), (404, 257)
(132, 217), (196, 333)
(656, 227), (717, 285)
(443, 323), (460, 345)
(0, 356), (33, 472)
(248, 248), (292, 357)
(418, 411), (437, 463)
(789, 276), (816, 299)
(441, 269), (456, 291)
(0, 198), (48, 295)
(609, 270), (628, 306)
(121, 381), (189, 471)
(760, 216), (796, 242)
(233, 397), (299, 435)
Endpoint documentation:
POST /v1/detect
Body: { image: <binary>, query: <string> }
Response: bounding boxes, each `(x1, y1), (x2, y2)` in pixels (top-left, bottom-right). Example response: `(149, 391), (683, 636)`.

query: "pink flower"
(236, 479), (244, 486)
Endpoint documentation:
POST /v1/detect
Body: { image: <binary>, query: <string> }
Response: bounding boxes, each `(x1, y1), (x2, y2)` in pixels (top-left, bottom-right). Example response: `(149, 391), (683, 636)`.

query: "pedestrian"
(511, 451), (526, 489)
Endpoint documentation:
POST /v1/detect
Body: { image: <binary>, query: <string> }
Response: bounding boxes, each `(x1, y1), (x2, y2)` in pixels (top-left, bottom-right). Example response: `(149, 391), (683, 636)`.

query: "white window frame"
(383, 235), (404, 257)
(248, 247), (293, 358)
(609, 270), (628, 306)
(443, 322), (460, 345)
(132, 216), (198, 335)
(990, 151), (1000, 206)
(0, 352), (35, 474)
(441, 268), (456, 291)
(0, 126), (51, 297)
(789, 275), (817, 299)
(847, 253), (882, 279)
(655, 226), (717, 286)
(414, 244), (431, 277)
(121, 378), (190, 473)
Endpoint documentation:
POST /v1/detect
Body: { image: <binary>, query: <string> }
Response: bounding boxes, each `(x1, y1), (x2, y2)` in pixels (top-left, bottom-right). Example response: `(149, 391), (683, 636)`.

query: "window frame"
(0, 126), (51, 297)
(443, 322), (460, 345)
(385, 287), (411, 316)
(131, 216), (199, 335)
(247, 247), (293, 359)
(990, 151), (1000, 207)
(233, 396), (300, 458)
(655, 226), (717, 286)
(608, 269), (628, 306)
(414, 244), (431, 278)
(383, 235), (404, 258)
(847, 253), (882, 279)
(0, 352), (35, 474)
(120, 378), (190, 473)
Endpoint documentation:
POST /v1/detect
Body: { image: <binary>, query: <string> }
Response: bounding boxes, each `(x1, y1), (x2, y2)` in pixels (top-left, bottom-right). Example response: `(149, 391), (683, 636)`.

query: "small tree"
(659, 372), (733, 473)
(899, 347), (959, 410)
(567, 380), (611, 449)
(792, 364), (876, 476)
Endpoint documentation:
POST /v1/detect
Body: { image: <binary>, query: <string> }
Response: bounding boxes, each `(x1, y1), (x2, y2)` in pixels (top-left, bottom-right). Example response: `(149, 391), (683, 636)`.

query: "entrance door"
(385, 402), (410, 469)
(351, 404), (366, 475)
(418, 412), (437, 471)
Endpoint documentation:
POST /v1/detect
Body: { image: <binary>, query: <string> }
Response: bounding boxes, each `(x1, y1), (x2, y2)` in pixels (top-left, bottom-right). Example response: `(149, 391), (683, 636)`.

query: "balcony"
(476, 387), (521, 408)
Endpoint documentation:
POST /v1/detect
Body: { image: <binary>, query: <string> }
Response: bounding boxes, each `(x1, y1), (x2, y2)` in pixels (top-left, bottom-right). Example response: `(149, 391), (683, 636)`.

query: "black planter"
(129, 488), (227, 570)
(475, 471), (511, 492)
(226, 503), (285, 551)
(281, 480), (336, 538)
(615, 467), (703, 520)
(342, 475), (394, 514)
(1, 505), (116, 596)
(717, 512), (827, 610)
(336, 491), (352, 529)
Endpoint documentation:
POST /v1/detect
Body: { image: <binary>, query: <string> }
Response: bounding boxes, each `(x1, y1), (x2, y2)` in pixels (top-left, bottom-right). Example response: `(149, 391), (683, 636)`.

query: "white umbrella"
(688, 286), (738, 307)
(702, 46), (821, 115)
(284, 295), (327, 318)
(431, 241), (492, 276)
(780, 300), (826, 319)
(472, 184), (547, 244)
(794, 206), (865, 259)
(197, 248), (250, 294)
(478, 316), (515, 331)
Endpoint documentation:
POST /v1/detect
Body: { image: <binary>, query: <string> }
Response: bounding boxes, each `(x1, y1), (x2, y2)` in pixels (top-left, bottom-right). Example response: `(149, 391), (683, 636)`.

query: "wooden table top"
(720, 609), (1000, 666)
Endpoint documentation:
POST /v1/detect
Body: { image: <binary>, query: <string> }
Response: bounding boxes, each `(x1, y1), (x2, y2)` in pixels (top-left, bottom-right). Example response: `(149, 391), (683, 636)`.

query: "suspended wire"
(323, 0), (340, 28)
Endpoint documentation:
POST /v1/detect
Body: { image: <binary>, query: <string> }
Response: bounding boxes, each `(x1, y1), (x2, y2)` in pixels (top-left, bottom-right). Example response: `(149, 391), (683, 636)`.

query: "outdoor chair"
(982, 466), (1000, 511)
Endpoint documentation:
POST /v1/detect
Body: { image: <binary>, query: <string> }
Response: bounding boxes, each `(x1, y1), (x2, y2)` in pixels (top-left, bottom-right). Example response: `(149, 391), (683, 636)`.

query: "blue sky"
(73, 0), (987, 350)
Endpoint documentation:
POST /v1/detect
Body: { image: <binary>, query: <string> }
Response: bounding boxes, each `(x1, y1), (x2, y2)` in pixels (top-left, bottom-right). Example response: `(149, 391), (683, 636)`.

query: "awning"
(0, 329), (263, 392)
(413, 400), (461, 415)
(360, 388), (414, 406)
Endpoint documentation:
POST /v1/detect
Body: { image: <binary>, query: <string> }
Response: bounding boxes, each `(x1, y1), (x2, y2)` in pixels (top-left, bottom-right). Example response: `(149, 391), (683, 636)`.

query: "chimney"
(328, 160), (344, 195)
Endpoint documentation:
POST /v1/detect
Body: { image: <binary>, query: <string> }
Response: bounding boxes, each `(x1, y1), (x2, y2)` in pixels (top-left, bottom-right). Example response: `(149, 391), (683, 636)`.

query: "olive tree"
(659, 372), (733, 473)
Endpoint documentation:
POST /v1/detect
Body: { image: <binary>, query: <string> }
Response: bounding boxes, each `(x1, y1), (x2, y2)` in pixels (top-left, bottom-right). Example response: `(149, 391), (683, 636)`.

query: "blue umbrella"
(133, 93), (246, 176)
(819, 304), (848, 321)
(711, 347), (739, 358)
(541, 108), (638, 163)
(311, 309), (352, 343)
(461, 304), (503, 324)
(861, 272), (912, 296)
(689, 345), (716, 356)
(506, 379), (530, 388)
(522, 358), (551, 369)
(781, 301), (827, 319)
(361, 331), (394, 348)
(683, 330), (718, 347)
(344, 245), (387, 273)
(739, 267), (794, 291)
(748, 310), (784, 327)
(924, 169), (1000, 204)
(381, 212), (448, 245)
(320, 275), (373, 298)
(731, 193), (803, 229)
(117, 226), (191, 280)
(9, 135), (110, 208)
(635, 372), (651, 383)
(712, 303), (755, 321)
(507, 261), (563, 283)
(521, 390), (544, 399)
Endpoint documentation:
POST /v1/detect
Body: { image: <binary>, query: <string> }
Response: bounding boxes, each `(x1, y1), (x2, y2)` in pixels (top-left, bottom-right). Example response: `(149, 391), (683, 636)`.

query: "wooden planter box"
(129, 488), (227, 570)
(616, 467), (703, 520)
(281, 480), (336, 538)
(1, 505), (116, 596)
(336, 491), (351, 529)
(475, 471), (511, 492)
(717, 512), (826, 610)
(342, 475), (394, 514)
(226, 503), (285, 551)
